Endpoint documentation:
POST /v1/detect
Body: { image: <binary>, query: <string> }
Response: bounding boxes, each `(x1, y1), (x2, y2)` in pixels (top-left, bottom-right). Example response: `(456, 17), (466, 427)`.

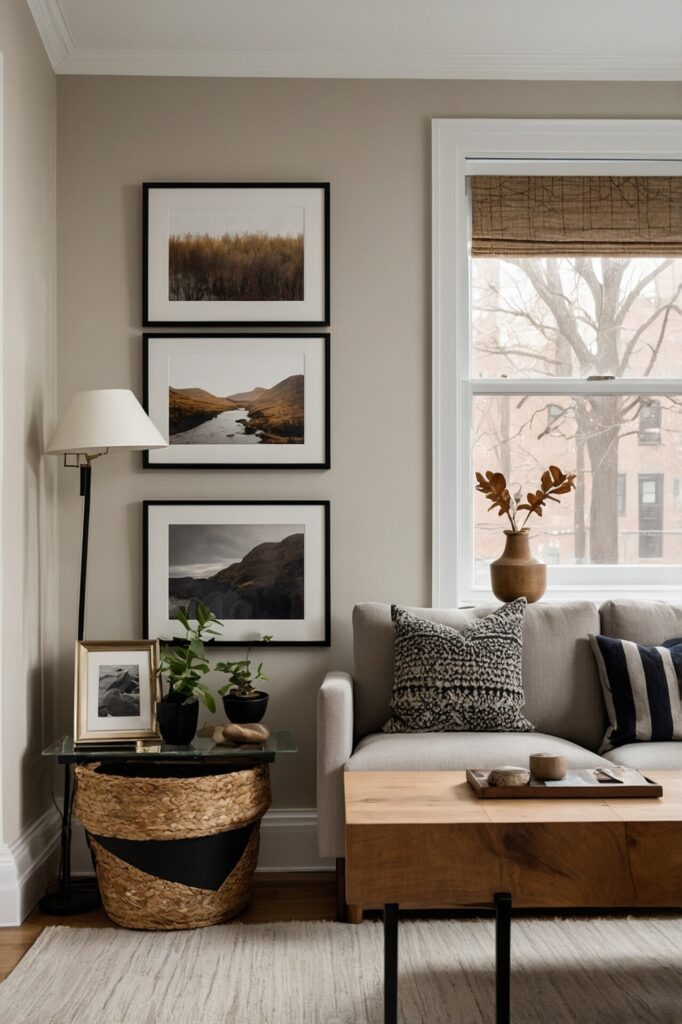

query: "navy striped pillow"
(590, 634), (682, 753)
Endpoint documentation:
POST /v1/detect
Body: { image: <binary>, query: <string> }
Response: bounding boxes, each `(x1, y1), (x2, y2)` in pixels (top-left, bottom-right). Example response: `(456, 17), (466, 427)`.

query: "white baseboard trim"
(70, 808), (333, 877)
(0, 806), (61, 925)
(257, 809), (334, 872)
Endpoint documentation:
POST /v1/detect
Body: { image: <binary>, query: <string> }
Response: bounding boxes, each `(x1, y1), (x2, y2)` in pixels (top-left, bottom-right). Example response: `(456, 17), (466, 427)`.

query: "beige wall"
(56, 77), (682, 809)
(0, 1), (58, 844)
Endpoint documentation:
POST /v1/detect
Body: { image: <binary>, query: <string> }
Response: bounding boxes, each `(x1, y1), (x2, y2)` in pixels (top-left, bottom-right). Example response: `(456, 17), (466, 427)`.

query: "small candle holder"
(529, 753), (567, 781)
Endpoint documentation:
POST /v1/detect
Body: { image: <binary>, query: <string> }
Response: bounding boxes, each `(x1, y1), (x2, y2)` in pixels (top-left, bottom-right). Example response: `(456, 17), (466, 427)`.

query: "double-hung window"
(433, 120), (682, 605)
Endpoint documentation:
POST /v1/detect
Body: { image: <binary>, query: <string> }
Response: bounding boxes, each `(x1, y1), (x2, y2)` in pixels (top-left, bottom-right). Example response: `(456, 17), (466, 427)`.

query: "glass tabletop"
(43, 731), (297, 763)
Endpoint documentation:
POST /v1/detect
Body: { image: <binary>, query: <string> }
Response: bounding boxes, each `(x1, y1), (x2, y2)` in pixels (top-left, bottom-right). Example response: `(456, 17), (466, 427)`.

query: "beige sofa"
(317, 599), (682, 867)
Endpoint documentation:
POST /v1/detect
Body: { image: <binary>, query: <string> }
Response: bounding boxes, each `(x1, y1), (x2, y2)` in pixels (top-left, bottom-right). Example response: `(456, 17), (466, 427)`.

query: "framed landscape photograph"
(143, 333), (329, 469)
(74, 640), (160, 744)
(143, 183), (330, 326)
(144, 501), (330, 646)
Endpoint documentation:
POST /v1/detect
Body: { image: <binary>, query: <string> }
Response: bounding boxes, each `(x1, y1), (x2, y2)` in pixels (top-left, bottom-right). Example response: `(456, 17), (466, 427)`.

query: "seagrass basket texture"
(74, 761), (271, 930)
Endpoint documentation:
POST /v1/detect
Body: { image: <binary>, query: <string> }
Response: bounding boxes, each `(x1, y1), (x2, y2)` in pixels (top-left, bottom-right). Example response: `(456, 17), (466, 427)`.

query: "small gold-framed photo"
(74, 640), (160, 744)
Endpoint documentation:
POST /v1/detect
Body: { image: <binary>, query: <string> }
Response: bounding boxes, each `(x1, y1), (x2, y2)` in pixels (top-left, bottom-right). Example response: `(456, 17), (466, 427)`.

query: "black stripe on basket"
(91, 822), (255, 891)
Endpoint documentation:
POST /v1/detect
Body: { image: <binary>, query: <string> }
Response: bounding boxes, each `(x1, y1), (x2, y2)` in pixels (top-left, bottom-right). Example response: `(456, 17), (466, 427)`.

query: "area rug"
(2, 917), (682, 1024)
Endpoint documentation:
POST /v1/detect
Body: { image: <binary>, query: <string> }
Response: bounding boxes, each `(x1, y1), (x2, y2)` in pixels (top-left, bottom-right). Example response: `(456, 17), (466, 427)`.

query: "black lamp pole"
(40, 456), (101, 915)
(77, 462), (92, 642)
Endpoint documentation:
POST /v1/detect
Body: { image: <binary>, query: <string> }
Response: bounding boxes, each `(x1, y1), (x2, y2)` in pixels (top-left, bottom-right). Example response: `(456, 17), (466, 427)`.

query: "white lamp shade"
(46, 389), (167, 455)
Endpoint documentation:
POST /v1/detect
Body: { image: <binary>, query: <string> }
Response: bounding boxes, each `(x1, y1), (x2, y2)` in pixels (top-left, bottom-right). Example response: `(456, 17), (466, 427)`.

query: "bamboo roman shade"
(471, 176), (682, 257)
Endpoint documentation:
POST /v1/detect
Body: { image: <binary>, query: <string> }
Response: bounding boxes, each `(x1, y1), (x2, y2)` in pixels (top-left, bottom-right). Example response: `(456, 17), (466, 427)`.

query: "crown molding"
(48, 46), (682, 81)
(24, 0), (682, 81)
(26, 0), (75, 69)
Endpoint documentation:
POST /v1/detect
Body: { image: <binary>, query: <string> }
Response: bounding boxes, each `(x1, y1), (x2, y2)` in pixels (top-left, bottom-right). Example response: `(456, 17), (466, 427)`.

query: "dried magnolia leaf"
(477, 463), (575, 531)
(475, 470), (511, 515)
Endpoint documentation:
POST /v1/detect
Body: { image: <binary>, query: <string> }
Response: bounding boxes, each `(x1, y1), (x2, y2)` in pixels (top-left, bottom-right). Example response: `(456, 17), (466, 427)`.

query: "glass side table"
(41, 732), (297, 915)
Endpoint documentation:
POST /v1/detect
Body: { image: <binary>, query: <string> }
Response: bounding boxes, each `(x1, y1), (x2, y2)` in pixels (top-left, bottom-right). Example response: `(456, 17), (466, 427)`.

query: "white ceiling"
(27, 0), (682, 79)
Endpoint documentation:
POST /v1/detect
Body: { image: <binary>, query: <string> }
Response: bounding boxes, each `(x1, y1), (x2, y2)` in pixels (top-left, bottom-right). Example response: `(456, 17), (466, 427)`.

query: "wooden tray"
(466, 767), (662, 799)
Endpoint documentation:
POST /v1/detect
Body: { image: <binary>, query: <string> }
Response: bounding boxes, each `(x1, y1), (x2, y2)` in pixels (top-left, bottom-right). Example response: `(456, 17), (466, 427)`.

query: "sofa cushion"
(600, 600), (682, 645)
(353, 601), (605, 750)
(602, 742), (682, 771)
(384, 600), (532, 734)
(346, 731), (611, 772)
(590, 634), (682, 753)
(520, 602), (605, 751)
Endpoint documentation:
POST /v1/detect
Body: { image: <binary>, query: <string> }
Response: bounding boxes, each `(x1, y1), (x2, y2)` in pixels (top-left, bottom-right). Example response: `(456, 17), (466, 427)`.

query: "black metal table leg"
(39, 762), (100, 915)
(60, 760), (72, 893)
(495, 892), (512, 1024)
(384, 903), (399, 1024)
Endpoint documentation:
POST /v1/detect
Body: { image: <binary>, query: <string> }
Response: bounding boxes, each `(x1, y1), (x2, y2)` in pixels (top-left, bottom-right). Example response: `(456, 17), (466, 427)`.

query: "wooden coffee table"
(345, 770), (682, 1024)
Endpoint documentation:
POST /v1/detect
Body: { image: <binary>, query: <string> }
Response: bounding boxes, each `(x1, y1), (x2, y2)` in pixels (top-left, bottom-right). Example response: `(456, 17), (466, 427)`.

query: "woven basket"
(74, 762), (271, 930)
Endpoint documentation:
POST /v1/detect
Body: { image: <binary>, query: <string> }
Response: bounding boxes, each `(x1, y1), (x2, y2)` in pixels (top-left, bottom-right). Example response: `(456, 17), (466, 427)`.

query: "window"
(617, 474), (627, 517)
(639, 474), (663, 558)
(547, 404), (564, 432)
(639, 400), (662, 444)
(433, 120), (682, 604)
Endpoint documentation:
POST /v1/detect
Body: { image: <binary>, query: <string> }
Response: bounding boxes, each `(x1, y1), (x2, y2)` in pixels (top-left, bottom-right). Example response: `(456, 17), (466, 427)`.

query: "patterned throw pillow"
(590, 634), (682, 753)
(383, 599), (533, 734)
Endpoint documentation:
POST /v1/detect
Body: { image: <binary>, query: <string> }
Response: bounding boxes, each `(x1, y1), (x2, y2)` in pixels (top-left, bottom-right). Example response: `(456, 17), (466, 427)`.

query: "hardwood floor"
(0, 872), (336, 982)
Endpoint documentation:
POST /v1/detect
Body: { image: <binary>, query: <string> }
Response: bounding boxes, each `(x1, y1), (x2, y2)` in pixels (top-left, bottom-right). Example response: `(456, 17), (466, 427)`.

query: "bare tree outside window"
(472, 257), (682, 577)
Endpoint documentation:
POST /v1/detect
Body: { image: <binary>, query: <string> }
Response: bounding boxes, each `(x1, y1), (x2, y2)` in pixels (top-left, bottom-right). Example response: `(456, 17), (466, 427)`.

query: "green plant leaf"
(189, 638), (206, 659)
(191, 684), (216, 713)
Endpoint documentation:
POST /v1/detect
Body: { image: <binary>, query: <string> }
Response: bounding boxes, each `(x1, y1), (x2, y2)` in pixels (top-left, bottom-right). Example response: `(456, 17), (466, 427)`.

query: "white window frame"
(432, 118), (682, 607)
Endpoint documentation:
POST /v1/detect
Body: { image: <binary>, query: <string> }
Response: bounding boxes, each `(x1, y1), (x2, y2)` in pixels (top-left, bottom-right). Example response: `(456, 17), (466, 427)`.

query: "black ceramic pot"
(156, 699), (199, 745)
(222, 691), (269, 724)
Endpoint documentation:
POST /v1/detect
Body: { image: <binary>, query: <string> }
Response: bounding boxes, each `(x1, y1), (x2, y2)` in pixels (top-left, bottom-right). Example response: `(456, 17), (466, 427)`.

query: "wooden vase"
(490, 529), (546, 603)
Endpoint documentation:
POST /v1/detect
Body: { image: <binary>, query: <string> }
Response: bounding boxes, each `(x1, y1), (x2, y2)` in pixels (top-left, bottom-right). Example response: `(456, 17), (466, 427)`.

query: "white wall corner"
(0, 805), (61, 925)
(69, 807), (333, 878)
(25, 0), (75, 70)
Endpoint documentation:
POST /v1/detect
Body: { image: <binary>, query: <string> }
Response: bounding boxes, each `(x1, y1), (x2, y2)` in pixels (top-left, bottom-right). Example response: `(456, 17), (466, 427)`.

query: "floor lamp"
(41, 388), (167, 914)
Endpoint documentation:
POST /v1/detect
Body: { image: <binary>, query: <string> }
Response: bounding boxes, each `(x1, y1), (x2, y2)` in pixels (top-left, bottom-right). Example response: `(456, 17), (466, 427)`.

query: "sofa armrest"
(316, 671), (354, 859)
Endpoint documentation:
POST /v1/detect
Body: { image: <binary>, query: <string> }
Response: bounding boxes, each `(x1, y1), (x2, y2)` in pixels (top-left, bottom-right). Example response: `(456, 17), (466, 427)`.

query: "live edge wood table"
(345, 770), (682, 1024)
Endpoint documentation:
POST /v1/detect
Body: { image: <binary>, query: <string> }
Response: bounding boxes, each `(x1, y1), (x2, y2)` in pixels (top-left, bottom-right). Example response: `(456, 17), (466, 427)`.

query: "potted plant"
(156, 602), (219, 744)
(475, 465), (576, 603)
(216, 636), (272, 724)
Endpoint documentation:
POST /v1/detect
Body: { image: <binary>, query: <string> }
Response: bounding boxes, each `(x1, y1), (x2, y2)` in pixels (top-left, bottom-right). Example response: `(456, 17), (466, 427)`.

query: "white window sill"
(459, 585), (682, 608)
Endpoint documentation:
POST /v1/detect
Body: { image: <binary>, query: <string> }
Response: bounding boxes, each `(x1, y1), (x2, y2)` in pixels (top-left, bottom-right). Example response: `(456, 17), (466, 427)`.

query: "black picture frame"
(143, 182), (330, 327)
(143, 500), (331, 647)
(142, 332), (330, 470)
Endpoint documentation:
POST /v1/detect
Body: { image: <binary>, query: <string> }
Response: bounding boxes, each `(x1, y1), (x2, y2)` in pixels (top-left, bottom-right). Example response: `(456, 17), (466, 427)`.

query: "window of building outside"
(547, 404), (564, 431)
(470, 176), (682, 588)
(639, 400), (662, 444)
(639, 474), (664, 558)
